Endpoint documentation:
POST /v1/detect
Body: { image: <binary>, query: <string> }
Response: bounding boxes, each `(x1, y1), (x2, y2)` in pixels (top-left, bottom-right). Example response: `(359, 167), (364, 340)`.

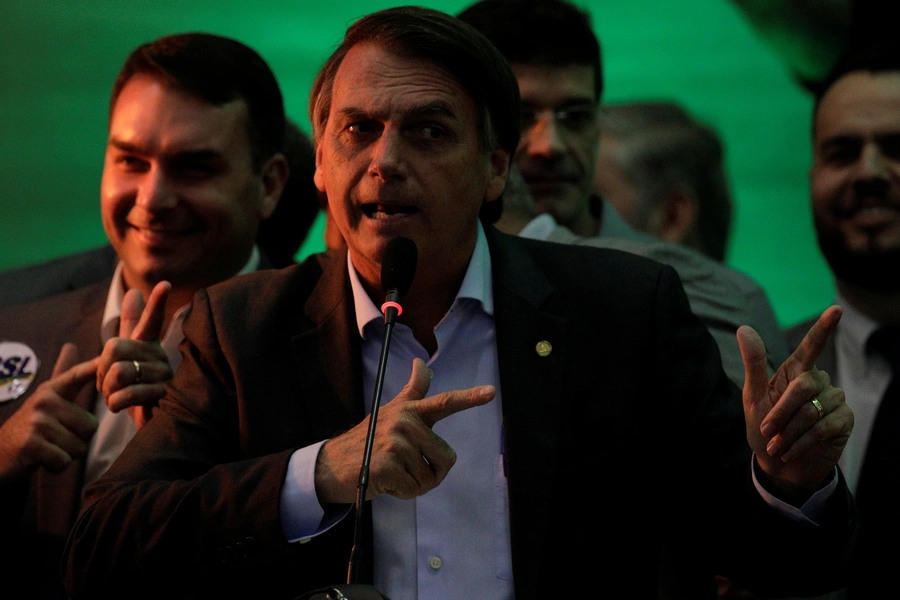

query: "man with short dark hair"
(0, 116), (316, 307)
(0, 32), (289, 598)
(786, 41), (900, 598)
(458, 0), (788, 388)
(65, 7), (853, 600)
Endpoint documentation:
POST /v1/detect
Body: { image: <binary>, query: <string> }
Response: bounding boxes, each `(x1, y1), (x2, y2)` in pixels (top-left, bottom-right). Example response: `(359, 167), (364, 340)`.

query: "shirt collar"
(836, 294), (883, 375)
(348, 223), (494, 339)
(101, 245), (261, 343)
(518, 214), (557, 241)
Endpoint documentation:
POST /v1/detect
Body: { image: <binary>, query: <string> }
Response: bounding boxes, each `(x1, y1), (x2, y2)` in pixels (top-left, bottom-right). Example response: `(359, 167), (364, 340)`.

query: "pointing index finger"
(51, 356), (100, 400)
(785, 305), (842, 376)
(416, 385), (495, 428)
(119, 288), (145, 339)
(131, 281), (170, 342)
(51, 343), (80, 378)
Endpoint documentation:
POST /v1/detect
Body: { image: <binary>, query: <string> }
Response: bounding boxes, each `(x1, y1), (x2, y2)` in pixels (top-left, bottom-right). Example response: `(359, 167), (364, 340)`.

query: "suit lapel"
(486, 228), (567, 595)
(288, 252), (373, 579)
(36, 280), (107, 536)
(290, 252), (365, 441)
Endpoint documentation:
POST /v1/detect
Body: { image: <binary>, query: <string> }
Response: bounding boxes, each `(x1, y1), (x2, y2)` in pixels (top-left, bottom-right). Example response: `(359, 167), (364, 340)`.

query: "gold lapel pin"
(535, 340), (552, 357)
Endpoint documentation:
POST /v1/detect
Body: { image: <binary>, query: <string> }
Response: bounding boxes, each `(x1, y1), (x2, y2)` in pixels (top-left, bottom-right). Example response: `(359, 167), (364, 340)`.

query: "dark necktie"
(849, 327), (900, 598)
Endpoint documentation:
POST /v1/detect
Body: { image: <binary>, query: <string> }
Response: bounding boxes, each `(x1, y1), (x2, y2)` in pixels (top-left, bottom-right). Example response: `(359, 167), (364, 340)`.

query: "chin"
(819, 233), (900, 293)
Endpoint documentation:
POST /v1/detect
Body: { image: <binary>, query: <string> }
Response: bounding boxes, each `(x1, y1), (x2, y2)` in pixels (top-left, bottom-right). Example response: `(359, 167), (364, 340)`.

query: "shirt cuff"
(280, 441), (350, 542)
(751, 455), (838, 525)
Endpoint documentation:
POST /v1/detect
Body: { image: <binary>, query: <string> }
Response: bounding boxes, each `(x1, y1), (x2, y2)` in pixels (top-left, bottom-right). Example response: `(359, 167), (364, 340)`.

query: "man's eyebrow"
(335, 107), (375, 122)
(522, 98), (594, 110)
(819, 134), (862, 149)
(108, 138), (144, 154)
(876, 132), (900, 144)
(401, 102), (456, 119)
(108, 137), (224, 162)
(335, 102), (457, 122)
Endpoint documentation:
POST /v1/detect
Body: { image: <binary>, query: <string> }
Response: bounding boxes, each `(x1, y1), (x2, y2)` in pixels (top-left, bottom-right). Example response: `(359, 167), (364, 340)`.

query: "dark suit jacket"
(0, 253), (274, 599)
(787, 316), (890, 599)
(547, 224), (789, 387)
(0, 246), (118, 309)
(0, 279), (109, 598)
(64, 230), (854, 599)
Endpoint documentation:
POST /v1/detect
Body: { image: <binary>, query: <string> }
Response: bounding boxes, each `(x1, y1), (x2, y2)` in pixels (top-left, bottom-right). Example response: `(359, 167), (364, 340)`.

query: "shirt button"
(428, 556), (443, 570)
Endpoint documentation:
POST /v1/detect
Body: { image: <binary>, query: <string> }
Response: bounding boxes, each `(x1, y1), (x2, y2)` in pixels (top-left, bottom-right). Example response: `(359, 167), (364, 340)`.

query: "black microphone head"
(381, 237), (418, 297)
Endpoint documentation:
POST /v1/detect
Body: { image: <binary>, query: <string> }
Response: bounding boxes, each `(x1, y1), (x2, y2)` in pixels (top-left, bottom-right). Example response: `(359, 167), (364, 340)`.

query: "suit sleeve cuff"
(751, 455), (838, 525)
(280, 441), (350, 542)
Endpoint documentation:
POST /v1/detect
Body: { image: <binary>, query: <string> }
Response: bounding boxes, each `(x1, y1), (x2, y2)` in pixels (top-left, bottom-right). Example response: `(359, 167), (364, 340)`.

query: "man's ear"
(653, 186), (696, 245)
(484, 147), (511, 204)
(314, 143), (327, 193)
(259, 153), (290, 220)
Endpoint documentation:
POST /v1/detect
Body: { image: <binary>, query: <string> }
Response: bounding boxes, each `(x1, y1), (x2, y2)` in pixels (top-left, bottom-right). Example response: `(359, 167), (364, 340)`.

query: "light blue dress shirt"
(280, 225), (514, 599)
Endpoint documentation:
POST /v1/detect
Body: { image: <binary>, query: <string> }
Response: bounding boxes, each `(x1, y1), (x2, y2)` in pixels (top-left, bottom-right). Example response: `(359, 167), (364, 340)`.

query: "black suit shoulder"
(513, 232), (671, 280)
(490, 230), (678, 309)
(190, 251), (340, 345)
(1, 278), (110, 340)
(0, 245), (117, 309)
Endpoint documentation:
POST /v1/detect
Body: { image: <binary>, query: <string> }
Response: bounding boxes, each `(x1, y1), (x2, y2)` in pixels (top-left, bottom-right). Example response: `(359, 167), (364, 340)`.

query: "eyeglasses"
(521, 103), (598, 133)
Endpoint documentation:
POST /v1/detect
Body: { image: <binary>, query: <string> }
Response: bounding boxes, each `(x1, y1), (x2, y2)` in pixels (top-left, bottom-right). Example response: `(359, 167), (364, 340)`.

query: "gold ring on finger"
(133, 360), (142, 384)
(811, 398), (824, 420)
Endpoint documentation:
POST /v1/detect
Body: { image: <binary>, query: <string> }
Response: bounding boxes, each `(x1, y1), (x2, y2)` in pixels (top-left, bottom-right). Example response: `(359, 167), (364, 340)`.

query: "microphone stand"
(294, 305), (398, 600)
(347, 291), (402, 584)
(296, 237), (415, 600)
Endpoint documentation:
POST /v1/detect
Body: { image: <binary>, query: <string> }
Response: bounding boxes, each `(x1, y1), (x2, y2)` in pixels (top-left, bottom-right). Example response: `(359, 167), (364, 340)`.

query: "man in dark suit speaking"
(65, 7), (855, 599)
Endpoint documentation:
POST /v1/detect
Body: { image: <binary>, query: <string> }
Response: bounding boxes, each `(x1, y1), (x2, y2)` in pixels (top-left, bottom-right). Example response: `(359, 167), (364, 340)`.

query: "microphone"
(346, 237), (417, 589)
(379, 236), (417, 326)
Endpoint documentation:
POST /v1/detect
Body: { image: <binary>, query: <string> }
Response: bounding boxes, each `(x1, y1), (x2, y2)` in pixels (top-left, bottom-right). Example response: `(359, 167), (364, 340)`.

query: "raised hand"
(739, 305), (853, 499)
(96, 281), (172, 429)
(0, 344), (99, 483)
(314, 358), (496, 504)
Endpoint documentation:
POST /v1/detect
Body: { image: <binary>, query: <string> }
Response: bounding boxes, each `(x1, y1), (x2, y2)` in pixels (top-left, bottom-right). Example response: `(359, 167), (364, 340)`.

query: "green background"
(0, 0), (834, 326)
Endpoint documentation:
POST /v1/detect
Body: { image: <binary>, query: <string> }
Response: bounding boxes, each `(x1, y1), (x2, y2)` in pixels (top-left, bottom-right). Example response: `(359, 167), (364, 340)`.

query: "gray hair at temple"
(307, 6), (521, 223)
(599, 102), (733, 261)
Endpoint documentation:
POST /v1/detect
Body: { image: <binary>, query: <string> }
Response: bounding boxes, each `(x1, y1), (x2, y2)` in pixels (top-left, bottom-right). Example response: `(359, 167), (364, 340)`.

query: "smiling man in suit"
(0, 33), (289, 598)
(786, 42), (900, 598)
(65, 7), (854, 600)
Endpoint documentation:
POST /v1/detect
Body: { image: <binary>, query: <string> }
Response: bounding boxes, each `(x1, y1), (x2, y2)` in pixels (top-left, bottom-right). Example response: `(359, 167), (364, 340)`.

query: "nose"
(135, 166), (178, 210)
(523, 111), (566, 158)
(368, 129), (407, 181)
(856, 143), (891, 180)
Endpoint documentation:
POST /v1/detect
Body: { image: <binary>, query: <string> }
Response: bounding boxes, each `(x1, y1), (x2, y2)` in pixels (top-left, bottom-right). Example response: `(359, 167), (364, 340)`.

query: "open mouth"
(361, 204), (418, 219)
